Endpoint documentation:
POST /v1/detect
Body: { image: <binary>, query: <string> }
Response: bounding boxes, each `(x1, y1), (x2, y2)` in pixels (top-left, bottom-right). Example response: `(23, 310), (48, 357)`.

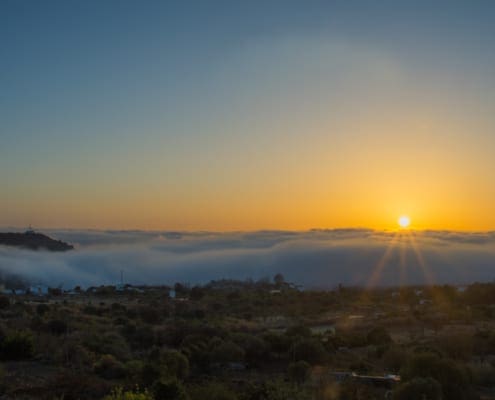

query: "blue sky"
(2, 1), (495, 230)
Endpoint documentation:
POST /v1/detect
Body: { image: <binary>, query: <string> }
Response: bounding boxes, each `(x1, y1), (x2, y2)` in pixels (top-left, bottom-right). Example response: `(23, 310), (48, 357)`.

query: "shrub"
(290, 338), (327, 364)
(48, 319), (68, 336)
(367, 326), (393, 346)
(160, 350), (190, 380)
(94, 354), (126, 380)
(188, 381), (237, 400)
(0, 296), (10, 310)
(152, 378), (188, 400)
(288, 360), (311, 384)
(393, 377), (442, 400)
(0, 331), (34, 360)
(36, 303), (49, 316)
(140, 305), (162, 325)
(102, 387), (153, 400)
(285, 325), (312, 339)
(210, 341), (245, 364)
(400, 353), (471, 400)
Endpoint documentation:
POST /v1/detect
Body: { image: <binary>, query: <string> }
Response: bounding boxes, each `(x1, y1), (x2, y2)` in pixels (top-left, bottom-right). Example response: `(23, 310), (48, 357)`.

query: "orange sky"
(2, 5), (495, 232)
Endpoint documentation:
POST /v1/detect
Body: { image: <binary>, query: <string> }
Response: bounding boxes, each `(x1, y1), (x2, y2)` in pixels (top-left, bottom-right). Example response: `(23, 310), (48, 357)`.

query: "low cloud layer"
(0, 229), (495, 289)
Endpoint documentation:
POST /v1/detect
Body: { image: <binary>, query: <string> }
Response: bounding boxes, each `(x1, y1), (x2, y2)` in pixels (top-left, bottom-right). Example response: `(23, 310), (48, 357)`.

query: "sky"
(2, 1), (495, 231)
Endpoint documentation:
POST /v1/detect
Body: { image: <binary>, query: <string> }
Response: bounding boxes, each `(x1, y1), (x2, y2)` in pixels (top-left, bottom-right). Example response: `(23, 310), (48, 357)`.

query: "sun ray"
(408, 231), (435, 286)
(399, 233), (407, 287)
(365, 231), (400, 290)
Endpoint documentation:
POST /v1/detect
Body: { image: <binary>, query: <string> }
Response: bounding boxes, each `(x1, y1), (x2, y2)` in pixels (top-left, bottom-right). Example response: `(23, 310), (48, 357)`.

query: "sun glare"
(398, 215), (411, 228)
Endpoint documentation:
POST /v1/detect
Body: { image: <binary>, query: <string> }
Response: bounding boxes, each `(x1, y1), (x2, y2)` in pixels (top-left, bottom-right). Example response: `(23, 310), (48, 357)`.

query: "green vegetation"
(0, 278), (493, 399)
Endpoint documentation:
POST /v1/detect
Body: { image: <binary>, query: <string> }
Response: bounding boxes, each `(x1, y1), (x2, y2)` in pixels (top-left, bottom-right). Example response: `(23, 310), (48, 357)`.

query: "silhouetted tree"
(274, 273), (285, 286)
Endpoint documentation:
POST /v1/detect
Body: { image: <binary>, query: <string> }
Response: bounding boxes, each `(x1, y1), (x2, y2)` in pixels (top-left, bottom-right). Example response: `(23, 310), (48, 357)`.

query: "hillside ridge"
(0, 231), (74, 251)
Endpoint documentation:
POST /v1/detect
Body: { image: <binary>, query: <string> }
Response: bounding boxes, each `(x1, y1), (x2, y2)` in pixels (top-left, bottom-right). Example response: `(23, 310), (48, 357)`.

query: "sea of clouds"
(0, 229), (495, 289)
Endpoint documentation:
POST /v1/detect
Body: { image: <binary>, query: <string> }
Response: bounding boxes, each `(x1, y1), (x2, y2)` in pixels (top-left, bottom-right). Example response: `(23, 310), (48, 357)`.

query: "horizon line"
(2, 226), (495, 234)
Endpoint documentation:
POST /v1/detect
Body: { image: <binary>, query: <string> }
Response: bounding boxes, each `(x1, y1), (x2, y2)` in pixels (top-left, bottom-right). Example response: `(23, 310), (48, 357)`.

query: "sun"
(398, 215), (411, 228)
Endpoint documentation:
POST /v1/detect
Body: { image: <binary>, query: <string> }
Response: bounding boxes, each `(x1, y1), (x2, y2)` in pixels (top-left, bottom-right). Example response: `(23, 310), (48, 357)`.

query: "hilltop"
(0, 231), (74, 251)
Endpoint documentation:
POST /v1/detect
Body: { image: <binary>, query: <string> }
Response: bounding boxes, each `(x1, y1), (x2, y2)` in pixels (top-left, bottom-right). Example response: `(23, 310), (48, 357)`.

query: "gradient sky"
(2, 1), (495, 231)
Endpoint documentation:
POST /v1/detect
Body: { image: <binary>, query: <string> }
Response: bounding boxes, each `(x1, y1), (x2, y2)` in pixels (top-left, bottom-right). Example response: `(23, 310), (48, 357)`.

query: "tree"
(263, 332), (291, 355)
(436, 333), (473, 361)
(94, 354), (126, 379)
(102, 387), (153, 400)
(262, 379), (312, 400)
(393, 377), (442, 400)
(0, 331), (34, 360)
(290, 338), (327, 364)
(288, 361), (311, 384)
(232, 333), (268, 366)
(160, 350), (190, 380)
(382, 346), (409, 374)
(36, 303), (49, 316)
(0, 296), (9, 310)
(285, 325), (312, 339)
(188, 382), (237, 400)
(190, 286), (205, 301)
(273, 273), (285, 286)
(210, 341), (245, 364)
(48, 319), (68, 336)
(367, 326), (392, 346)
(174, 283), (189, 297)
(400, 353), (471, 400)
(152, 378), (188, 400)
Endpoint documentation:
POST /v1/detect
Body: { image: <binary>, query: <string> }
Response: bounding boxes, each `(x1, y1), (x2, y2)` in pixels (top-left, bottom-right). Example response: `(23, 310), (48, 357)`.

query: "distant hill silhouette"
(0, 231), (74, 251)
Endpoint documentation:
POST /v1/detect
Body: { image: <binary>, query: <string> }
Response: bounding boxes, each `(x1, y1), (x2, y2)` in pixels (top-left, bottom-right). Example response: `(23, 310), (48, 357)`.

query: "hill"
(0, 231), (74, 251)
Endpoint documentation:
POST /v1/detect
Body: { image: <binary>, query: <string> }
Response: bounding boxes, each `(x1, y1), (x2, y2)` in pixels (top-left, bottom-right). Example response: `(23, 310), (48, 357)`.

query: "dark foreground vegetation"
(0, 276), (494, 399)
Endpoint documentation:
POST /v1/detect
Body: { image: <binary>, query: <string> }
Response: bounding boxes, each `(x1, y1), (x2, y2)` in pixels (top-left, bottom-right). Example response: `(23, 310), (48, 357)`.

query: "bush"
(400, 353), (472, 400)
(0, 296), (10, 310)
(94, 354), (126, 380)
(160, 350), (190, 380)
(36, 303), (49, 316)
(382, 346), (409, 374)
(263, 332), (291, 354)
(210, 341), (245, 364)
(288, 360), (311, 383)
(0, 331), (34, 360)
(152, 378), (188, 400)
(262, 379), (312, 400)
(285, 325), (312, 339)
(102, 387), (153, 400)
(188, 381), (237, 400)
(139, 305), (162, 325)
(84, 331), (131, 361)
(393, 377), (442, 400)
(290, 338), (327, 364)
(367, 326), (393, 346)
(471, 364), (495, 386)
(48, 319), (68, 336)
